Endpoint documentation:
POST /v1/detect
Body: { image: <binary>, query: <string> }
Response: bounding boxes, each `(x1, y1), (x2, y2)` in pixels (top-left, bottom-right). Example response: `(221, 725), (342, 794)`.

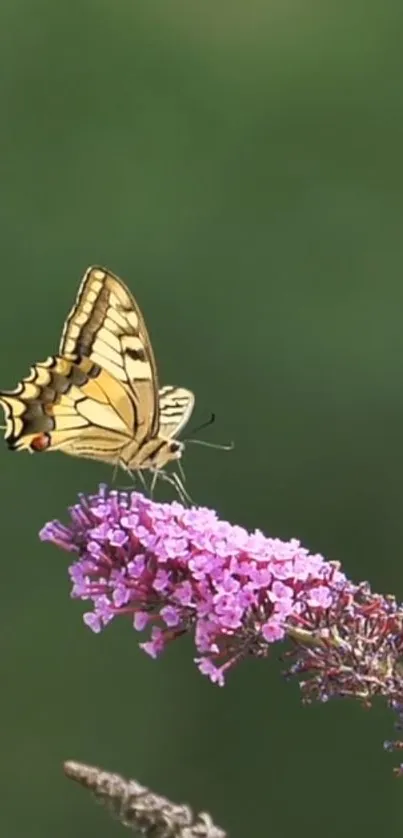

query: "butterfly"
(0, 266), (195, 494)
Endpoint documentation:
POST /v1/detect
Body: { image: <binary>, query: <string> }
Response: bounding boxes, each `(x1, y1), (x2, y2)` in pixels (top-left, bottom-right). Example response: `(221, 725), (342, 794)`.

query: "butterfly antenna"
(186, 438), (235, 451)
(185, 412), (216, 437)
(184, 412), (233, 452)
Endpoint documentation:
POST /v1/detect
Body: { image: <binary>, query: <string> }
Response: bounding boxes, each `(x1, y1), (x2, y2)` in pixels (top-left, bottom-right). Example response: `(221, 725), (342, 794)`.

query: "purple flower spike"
(40, 485), (355, 685)
(41, 486), (403, 773)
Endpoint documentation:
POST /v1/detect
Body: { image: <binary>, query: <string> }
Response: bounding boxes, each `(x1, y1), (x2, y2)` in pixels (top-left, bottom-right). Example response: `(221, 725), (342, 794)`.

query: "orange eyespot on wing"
(0, 355), (135, 459)
(30, 433), (51, 452)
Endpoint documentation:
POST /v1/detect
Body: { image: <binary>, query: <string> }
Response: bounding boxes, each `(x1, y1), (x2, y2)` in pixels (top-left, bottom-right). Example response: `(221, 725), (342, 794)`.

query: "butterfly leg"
(148, 467), (176, 501)
(151, 467), (193, 505)
(149, 467), (183, 499)
(112, 458), (122, 485)
(174, 459), (193, 505)
(137, 468), (152, 497)
(172, 470), (194, 505)
(115, 463), (151, 497)
(129, 468), (153, 498)
(149, 468), (160, 499)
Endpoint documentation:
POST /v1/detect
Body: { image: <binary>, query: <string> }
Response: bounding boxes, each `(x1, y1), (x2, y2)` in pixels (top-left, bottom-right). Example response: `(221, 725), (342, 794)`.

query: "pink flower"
(40, 485), (403, 772)
(40, 485), (353, 685)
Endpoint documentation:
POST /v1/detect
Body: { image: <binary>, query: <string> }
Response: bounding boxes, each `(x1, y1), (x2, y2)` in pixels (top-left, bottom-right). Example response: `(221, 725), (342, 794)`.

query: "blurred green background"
(1, 1), (403, 835)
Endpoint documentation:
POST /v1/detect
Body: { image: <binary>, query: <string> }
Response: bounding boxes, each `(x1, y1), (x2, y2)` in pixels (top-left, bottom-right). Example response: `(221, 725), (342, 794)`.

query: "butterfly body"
(0, 267), (194, 476)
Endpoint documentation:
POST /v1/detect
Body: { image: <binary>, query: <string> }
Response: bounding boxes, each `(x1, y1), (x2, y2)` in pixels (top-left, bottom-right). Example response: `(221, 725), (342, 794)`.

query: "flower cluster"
(40, 485), (354, 686)
(285, 585), (403, 704)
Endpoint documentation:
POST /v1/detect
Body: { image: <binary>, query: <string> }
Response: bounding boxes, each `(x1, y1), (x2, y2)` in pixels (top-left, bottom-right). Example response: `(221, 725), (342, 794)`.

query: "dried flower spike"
(64, 760), (226, 837)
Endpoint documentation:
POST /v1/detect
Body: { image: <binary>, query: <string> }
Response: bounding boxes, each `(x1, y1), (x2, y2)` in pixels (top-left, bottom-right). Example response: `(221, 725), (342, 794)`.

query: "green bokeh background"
(1, 2), (403, 835)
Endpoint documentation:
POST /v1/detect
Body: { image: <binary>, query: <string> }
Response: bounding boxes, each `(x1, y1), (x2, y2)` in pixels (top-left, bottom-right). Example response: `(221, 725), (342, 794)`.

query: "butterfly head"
(165, 438), (184, 461)
(131, 436), (185, 472)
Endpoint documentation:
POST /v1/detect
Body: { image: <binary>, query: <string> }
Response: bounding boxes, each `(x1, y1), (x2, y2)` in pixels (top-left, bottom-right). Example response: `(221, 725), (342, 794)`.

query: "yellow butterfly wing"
(0, 267), (195, 471)
(158, 385), (195, 440)
(0, 355), (136, 461)
(60, 266), (159, 443)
